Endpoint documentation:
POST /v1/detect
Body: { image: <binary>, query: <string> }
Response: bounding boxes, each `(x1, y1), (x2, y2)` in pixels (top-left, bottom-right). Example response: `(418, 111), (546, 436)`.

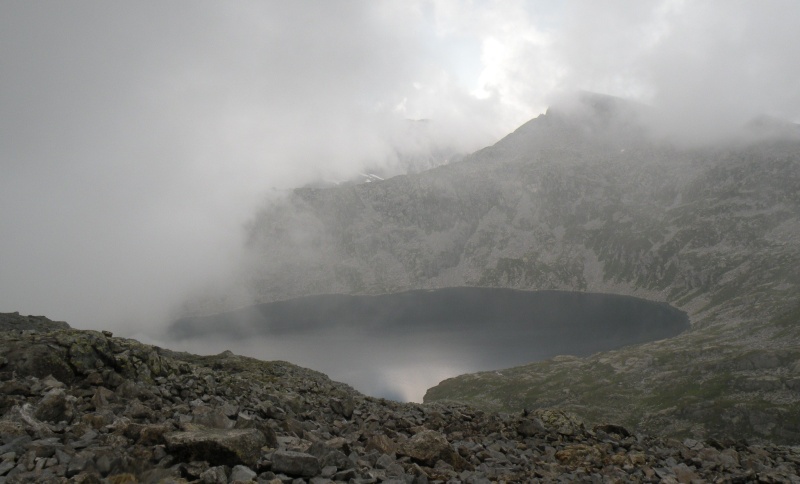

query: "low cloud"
(0, 2), (505, 334)
(1, 1), (798, 336)
(554, 0), (800, 143)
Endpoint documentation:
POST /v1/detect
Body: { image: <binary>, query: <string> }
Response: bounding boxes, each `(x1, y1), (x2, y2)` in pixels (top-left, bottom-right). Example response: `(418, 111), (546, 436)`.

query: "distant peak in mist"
(744, 114), (800, 139)
(533, 91), (800, 148)
(298, 117), (466, 190)
(547, 91), (650, 118)
(497, 90), (652, 153)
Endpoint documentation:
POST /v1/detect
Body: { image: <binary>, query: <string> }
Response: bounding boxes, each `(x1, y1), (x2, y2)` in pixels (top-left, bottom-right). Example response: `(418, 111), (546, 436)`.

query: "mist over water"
(166, 288), (689, 402)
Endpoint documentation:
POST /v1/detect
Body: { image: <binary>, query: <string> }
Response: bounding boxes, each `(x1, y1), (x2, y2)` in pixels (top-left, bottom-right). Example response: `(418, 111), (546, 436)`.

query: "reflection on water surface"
(168, 288), (689, 402)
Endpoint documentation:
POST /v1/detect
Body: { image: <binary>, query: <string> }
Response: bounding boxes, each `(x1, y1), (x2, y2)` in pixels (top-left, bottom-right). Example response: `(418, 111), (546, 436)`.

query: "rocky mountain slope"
(228, 92), (800, 443)
(2, 312), (799, 482)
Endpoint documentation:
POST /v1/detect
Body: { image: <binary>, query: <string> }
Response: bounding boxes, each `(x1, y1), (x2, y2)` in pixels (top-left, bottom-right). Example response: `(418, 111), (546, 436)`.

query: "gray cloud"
(0, 2), (503, 335)
(2, 1), (798, 336)
(554, 0), (800, 142)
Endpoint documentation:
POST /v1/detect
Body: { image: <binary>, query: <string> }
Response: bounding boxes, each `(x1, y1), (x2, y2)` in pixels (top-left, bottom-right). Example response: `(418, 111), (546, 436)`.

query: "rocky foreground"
(1, 313), (799, 483)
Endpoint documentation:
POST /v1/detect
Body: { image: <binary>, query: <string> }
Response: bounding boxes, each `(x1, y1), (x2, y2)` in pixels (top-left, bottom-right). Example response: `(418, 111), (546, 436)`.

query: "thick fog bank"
(167, 288), (688, 402)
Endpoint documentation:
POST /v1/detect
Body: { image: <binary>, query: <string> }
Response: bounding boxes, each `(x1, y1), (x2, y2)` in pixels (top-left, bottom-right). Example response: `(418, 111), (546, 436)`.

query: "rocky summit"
(1, 312), (799, 483)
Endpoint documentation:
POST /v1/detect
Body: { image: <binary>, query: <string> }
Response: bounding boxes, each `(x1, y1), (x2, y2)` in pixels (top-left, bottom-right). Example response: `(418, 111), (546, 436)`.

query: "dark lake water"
(167, 288), (689, 402)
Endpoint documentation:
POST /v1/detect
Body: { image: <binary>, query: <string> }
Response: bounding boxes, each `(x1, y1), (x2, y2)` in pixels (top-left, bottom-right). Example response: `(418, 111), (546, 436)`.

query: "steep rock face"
(231, 93), (800, 442)
(242, 96), (799, 312)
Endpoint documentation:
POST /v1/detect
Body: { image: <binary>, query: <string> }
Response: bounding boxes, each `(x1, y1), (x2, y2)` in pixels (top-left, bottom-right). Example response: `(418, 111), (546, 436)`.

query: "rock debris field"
(0, 312), (798, 483)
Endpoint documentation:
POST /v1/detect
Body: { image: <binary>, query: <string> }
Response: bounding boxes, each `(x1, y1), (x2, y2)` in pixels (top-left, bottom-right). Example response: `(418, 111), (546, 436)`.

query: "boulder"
(2, 343), (73, 383)
(518, 417), (546, 437)
(365, 434), (397, 455)
(398, 430), (466, 469)
(165, 427), (267, 467)
(199, 465), (228, 483)
(271, 449), (321, 477)
(192, 405), (235, 429)
(5, 403), (53, 438)
(230, 464), (257, 482)
(532, 409), (584, 436)
(329, 398), (355, 419)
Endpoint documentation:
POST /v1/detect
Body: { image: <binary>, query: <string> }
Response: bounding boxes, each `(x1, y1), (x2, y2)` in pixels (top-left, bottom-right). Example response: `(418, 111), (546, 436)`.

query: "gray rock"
(95, 452), (114, 476)
(319, 465), (337, 478)
(518, 418), (546, 437)
(193, 405), (235, 429)
(165, 427), (267, 467)
(221, 402), (239, 418)
(152, 445), (168, 462)
(233, 415), (279, 449)
(5, 404), (53, 438)
(55, 448), (72, 466)
(322, 449), (351, 470)
(230, 464), (256, 482)
(333, 468), (357, 481)
(126, 399), (154, 420)
(398, 430), (460, 468)
(39, 375), (65, 391)
(375, 453), (394, 469)
(270, 450), (320, 477)
(365, 434), (396, 455)
(306, 443), (351, 471)
(0, 459), (15, 476)
(309, 478), (334, 484)
(71, 430), (99, 450)
(385, 462), (405, 477)
(0, 436), (31, 455)
(90, 386), (114, 408)
(329, 398), (354, 419)
(0, 312), (70, 332)
(132, 422), (173, 446)
(200, 465), (229, 483)
(0, 380), (32, 397)
(533, 409), (584, 436)
(23, 437), (61, 458)
(33, 388), (72, 423)
(85, 372), (104, 386)
(65, 456), (88, 478)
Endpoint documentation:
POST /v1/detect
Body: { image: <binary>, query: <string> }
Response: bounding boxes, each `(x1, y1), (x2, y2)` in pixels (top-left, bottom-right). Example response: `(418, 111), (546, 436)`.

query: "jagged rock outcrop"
(0, 312), (69, 333)
(1, 313), (799, 482)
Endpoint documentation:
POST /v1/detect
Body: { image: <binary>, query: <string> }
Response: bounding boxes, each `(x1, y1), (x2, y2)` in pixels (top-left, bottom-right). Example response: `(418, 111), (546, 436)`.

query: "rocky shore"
(1, 312), (798, 483)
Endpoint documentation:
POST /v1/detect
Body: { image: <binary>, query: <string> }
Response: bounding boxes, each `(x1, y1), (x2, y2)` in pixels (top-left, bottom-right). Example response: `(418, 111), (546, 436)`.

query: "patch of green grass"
(642, 372), (733, 411)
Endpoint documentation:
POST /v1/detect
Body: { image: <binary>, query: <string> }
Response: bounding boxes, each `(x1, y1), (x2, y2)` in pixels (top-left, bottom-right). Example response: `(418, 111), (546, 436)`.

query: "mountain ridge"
(182, 92), (800, 443)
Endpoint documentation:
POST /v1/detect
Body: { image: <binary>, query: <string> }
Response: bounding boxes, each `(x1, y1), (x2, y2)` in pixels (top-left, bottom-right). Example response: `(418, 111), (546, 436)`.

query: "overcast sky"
(2, 1), (799, 335)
